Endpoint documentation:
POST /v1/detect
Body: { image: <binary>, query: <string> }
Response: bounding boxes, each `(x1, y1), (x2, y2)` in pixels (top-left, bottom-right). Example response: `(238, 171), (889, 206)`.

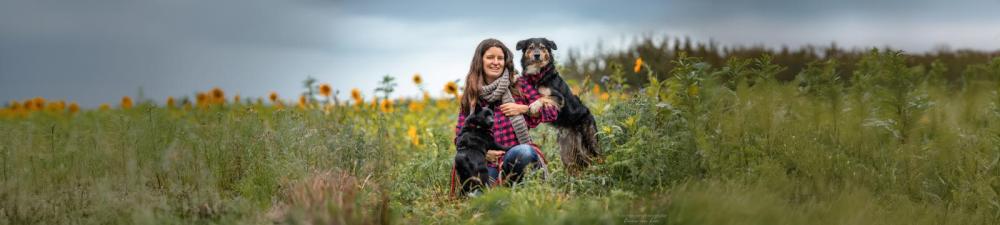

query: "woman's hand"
(499, 103), (529, 116)
(486, 150), (504, 163)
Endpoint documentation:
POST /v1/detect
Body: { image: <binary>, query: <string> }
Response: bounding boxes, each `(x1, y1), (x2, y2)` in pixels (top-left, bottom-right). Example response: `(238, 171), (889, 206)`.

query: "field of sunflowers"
(3, 47), (1000, 224)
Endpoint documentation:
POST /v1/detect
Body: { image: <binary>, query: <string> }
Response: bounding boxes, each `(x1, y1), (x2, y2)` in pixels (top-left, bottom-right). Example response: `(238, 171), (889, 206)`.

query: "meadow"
(2, 47), (1000, 224)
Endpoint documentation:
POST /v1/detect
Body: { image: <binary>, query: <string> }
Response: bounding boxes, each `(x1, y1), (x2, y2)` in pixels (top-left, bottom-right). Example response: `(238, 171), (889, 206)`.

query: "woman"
(453, 38), (558, 191)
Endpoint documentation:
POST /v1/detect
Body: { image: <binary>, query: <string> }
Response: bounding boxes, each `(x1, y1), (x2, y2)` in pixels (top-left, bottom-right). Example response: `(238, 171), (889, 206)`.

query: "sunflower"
(634, 57), (643, 73)
(298, 94), (308, 109)
(233, 94), (241, 104)
(22, 99), (34, 111)
(9, 100), (19, 110)
(196, 92), (207, 106)
(121, 96), (133, 109)
(412, 73), (422, 85)
(408, 101), (425, 112)
(50, 101), (65, 111)
(68, 102), (80, 114)
(167, 96), (176, 108)
(351, 88), (362, 105)
(379, 98), (393, 113)
(32, 97), (46, 111)
(319, 83), (332, 97)
(444, 81), (458, 96)
(269, 91), (279, 103)
(211, 87), (225, 104)
(99, 103), (110, 111)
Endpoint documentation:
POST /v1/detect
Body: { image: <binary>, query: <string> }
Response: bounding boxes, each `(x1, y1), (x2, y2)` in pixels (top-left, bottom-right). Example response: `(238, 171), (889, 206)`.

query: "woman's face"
(482, 47), (505, 80)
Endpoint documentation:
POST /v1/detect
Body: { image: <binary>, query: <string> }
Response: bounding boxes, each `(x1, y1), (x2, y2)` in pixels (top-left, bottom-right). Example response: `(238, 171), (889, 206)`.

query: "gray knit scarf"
(480, 70), (532, 144)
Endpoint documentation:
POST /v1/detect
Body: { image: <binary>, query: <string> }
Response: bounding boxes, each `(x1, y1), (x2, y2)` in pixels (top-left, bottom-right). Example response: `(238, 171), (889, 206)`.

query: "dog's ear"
(543, 38), (557, 50)
(516, 39), (528, 51)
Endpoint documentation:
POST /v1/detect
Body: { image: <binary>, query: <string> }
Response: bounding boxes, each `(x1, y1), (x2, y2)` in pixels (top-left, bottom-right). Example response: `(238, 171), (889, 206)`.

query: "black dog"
(454, 107), (507, 197)
(517, 37), (601, 173)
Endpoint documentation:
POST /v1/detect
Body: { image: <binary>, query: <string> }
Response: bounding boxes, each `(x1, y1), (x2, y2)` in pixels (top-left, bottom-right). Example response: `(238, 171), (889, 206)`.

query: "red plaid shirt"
(454, 76), (559, 148)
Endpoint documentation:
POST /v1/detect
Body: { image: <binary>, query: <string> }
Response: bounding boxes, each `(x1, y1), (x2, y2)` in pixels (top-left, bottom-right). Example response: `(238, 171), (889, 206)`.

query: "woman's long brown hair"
(460, 38), (520, 114)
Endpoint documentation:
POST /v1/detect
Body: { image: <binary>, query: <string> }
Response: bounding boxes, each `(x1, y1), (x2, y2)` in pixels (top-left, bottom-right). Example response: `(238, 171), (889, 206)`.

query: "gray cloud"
(2, 0), (998, 107)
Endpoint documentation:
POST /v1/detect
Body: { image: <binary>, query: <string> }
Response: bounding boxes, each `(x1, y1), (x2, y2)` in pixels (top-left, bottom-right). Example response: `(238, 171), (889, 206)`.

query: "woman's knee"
(504, 144), (538, 164)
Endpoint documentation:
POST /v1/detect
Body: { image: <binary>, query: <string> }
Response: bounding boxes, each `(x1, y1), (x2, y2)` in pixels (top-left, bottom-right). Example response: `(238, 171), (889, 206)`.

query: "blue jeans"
(487, 144), (540, 186)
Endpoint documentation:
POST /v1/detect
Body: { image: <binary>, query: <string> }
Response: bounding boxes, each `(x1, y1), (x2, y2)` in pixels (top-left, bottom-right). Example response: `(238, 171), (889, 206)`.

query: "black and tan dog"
(454, 107), (508, 197)
(516, 37), (600, 173)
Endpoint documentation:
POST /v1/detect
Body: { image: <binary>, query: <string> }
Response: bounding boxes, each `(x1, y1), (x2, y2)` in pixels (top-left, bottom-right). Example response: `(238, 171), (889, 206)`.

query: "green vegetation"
(3, 44), (1000, 224)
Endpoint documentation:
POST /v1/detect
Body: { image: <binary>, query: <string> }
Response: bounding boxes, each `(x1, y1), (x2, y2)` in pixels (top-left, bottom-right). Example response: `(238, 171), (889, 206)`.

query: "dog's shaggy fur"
(516, 37), (601, 173)
(454, 107), (507, 196)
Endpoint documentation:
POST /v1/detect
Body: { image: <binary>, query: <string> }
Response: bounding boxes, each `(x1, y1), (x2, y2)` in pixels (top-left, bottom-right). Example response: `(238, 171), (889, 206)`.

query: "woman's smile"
(483, 47), (506, 78)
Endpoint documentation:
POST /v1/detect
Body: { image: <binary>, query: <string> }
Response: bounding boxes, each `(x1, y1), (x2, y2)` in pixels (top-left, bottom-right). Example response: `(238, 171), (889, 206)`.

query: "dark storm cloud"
(0, 0), (342, 106)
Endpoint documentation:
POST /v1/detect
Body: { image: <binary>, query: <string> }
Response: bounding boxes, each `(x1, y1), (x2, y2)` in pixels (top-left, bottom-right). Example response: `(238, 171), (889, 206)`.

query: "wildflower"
(634, 57), (643, 73)
(319, 83), (332, 97)
(407, 126), (420, 146)
(351, 88), (363, 105)
(379, 98), (392, 113)
(121, 96), (133, 109)
(68, 102), (80, 114)
(412, 73), (423, 85)
(624, 116), (636, 128)
(601, 125), (613, 134)
(167, 96), (176, 108)
(99, 103), (110, 111)
(600, 92), (610, 100)
(269, 92), (279, 103)
(593, 85), (602, 95)
(233, 94), (241, 104)
(688, 84), (699, 97)
(444, 81), (458, 96)
(9, 100), (19, 110)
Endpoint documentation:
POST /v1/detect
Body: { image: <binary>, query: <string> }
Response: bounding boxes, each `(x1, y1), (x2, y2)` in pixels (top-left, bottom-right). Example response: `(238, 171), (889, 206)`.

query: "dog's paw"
(529, 97), (561, 115)
(538, 86), (552, 96)
(466, 189), (484, 198)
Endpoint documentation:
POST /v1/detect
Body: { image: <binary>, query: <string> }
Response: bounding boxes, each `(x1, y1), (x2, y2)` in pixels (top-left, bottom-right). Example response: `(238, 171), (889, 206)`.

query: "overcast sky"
(2, 0), (999, 107)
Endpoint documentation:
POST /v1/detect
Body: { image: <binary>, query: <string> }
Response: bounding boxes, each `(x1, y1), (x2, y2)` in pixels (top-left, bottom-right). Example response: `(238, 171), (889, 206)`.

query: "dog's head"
(516, 38), (557, 74)
(464, 107), (495, 131)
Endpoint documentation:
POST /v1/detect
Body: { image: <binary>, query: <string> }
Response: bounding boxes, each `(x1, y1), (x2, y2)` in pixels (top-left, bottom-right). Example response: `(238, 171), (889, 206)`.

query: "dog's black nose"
(533, 54), (540, 60)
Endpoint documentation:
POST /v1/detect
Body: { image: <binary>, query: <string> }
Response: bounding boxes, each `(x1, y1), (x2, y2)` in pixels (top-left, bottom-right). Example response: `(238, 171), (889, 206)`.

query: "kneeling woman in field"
(452, 38), (559, 195)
